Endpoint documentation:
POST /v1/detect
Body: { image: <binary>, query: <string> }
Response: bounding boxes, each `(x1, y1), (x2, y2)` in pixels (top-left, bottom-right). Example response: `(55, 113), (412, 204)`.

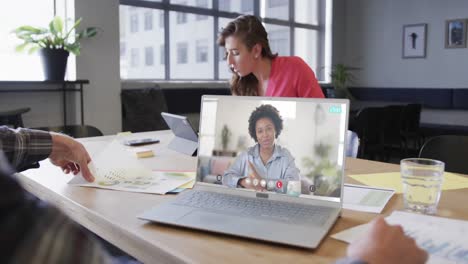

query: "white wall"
(336, 0), (468, 88)
(75, 0), (121, 134)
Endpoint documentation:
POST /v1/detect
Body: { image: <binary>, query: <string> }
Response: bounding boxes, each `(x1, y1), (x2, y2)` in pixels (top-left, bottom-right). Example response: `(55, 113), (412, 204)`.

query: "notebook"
(139, 95), (349, 249)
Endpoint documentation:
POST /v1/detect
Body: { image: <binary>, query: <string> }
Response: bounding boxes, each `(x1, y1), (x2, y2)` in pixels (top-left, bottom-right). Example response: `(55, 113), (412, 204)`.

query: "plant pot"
(40, 48), (69, 81)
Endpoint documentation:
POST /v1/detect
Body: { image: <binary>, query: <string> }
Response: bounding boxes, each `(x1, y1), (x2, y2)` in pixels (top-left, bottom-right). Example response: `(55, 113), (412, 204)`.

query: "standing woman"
(218, 15), (324, 98)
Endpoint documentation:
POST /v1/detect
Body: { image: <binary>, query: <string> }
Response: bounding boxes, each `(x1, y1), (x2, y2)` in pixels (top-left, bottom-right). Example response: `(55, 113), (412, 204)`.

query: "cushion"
(210, 156), (234, 176)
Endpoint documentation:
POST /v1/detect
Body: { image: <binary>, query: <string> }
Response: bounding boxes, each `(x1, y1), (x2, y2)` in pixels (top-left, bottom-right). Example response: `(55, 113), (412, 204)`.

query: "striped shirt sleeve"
(0, 126), (52, 171)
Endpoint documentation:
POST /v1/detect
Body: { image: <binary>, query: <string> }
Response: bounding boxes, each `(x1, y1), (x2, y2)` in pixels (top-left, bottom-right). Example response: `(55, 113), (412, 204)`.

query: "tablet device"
(161, 112), (198, 156)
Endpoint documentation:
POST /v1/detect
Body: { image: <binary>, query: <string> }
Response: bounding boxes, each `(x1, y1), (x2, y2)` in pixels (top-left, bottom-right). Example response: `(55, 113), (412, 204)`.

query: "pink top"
(265, 56), (324, 98)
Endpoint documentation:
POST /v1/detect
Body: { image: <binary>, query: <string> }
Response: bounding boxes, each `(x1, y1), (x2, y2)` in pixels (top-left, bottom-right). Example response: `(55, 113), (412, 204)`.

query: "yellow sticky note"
(127, 147), (154, 158)
(135, 149), (154, 158)
(117, 131), (132, 136)
(349, 172), (468, 193)
(178, 179), (195, 189)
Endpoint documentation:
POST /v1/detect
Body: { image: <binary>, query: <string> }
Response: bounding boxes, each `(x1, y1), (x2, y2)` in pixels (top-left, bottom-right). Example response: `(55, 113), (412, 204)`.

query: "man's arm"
(0, 126), (52, 171)
(0, 126), (94, 182)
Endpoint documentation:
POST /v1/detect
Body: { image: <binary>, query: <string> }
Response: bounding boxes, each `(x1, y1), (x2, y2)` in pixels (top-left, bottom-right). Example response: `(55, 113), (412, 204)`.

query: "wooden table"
(16, 131), (468, 264)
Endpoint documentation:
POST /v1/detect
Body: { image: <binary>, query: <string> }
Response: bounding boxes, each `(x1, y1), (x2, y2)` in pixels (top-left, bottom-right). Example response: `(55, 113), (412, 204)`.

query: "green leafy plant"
(302, 142), (342, 197)
(13, 16), (97, 55)
(330, 64), (360, 100)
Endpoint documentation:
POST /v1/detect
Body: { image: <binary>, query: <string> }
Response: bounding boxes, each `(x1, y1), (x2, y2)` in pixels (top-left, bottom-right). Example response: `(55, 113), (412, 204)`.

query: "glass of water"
(400, 158), (445, 214)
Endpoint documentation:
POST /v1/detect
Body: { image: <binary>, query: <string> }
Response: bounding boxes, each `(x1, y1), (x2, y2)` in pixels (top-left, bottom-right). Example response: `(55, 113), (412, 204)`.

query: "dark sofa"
(349, 87), (468, 136)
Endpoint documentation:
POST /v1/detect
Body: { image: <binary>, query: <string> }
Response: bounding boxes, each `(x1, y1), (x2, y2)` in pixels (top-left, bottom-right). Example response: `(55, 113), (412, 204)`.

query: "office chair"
(400, 104), (423, 156)
(419, 135), (468, 174)
(121, 86), (169, 132)
(0, 107), (31, 128)
(382, 105), (405, 161)
(354, 107), (386, 161)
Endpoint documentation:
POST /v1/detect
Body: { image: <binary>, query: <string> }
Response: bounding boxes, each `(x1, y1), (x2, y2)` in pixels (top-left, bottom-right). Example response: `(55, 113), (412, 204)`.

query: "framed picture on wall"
(402, 23), (427, 58)
(445, 19), (467, 48)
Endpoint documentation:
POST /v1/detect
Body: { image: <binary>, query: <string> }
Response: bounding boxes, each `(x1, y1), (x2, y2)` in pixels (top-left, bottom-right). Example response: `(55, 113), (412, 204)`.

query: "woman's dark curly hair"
(248, 104), (283, 142)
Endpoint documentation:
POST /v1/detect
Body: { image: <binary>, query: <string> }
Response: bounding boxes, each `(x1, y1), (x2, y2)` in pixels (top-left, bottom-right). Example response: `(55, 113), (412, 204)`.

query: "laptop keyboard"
(173, 191), (334, 227)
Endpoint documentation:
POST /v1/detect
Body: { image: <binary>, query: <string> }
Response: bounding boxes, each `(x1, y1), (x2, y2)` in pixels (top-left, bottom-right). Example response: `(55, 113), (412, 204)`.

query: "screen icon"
(276, 180), (283, 189)
(260, 179), (266, 188)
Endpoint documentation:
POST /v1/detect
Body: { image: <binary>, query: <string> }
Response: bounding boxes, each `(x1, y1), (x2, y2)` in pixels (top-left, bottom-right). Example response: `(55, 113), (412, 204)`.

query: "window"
(160, 44), (165, 65)
(170, 12), (214, 79)
(0, 0), (54, 80)
(196, 0), (208, 20)
(177, 12), (187, 24)
(218, 0), (230, 11)
(196, 40), (208, 63)
(130, 13), (138, 33)
(120, 6), (165, 79)
(218, 18), (232, 80)
(241, 0), (254, 13)
(159, 12), (164, 28)
(268, 0), (289, 8)
(176, 1), (187, 24)
(119, 0), (331, 81)
(130, 48), (139, 67)
(266, 26), (290, 56)
(144, 11), (153, 31)
(176, 42), (188, 64)
(295, 0), (319, 25)
(295, 28), (319, 72)
(145, 46), (154, 66)
(262, 0), (289, 20)
(120, 42), (126, 57)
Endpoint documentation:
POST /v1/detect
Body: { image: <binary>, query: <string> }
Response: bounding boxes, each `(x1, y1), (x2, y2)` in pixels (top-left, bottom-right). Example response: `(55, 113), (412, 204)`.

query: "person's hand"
(347, 217), (428, 264)
(240, 161), (266, 191)
(48, 133), (95, 182)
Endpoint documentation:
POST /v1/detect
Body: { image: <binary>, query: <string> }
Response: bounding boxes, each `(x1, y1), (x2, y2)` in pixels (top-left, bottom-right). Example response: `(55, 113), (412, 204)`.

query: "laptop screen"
(197, 96), (349, 202)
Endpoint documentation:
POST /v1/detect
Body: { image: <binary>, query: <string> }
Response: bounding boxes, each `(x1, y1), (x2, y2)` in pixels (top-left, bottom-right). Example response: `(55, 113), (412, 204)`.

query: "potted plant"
(13, 16), (97, 80)
(221, 124), (232, 150)
(330, 64), (359, 100)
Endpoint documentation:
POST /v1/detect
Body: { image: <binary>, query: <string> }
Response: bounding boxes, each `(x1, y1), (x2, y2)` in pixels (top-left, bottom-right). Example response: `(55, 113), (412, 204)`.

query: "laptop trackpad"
(177, 210), (303, 242)
(178, 210), (237, 227)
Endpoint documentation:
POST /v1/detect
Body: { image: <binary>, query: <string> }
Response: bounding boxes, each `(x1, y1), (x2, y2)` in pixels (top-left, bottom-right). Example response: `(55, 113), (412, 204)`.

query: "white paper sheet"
(68, 139), (194, 194)
(332, 211), (468, 264)
(343, 184), (394, 213)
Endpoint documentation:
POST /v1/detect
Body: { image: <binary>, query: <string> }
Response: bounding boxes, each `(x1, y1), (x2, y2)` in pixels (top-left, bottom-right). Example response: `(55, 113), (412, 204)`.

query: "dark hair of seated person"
(248, 104), (283, 142)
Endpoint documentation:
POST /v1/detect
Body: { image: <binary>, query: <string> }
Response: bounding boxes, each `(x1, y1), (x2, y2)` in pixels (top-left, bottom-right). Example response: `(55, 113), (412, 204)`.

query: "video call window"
(198, 97), (347, 202)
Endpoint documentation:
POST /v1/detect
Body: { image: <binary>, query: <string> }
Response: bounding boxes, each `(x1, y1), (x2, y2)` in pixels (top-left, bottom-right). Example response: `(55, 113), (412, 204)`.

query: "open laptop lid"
(196, 95), (349, 205)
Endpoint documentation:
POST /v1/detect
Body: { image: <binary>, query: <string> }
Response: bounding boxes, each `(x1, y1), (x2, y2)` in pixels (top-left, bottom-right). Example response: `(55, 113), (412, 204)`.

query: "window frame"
(120, 0), (328, 81)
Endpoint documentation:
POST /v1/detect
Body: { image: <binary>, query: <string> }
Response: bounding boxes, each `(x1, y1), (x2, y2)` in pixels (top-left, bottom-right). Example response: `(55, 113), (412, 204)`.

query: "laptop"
(139, 96), (349, 249)
(161, 112), (198, 156)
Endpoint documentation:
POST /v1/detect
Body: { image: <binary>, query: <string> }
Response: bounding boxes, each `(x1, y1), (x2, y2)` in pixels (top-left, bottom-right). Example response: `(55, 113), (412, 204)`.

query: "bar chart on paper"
(332, 211), (468, 264)
(387, 212), (468, 264)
